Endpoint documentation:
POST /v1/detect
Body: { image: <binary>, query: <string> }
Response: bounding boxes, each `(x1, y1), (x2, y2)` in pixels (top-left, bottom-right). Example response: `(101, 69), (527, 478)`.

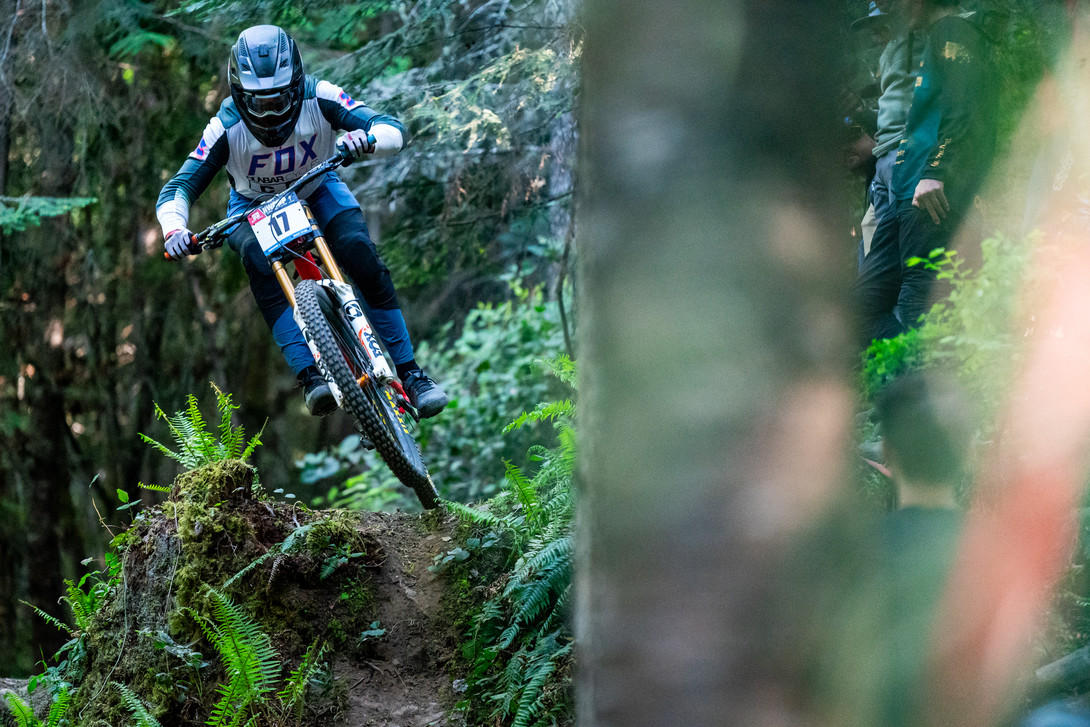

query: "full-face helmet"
(228, 25), (304, 148)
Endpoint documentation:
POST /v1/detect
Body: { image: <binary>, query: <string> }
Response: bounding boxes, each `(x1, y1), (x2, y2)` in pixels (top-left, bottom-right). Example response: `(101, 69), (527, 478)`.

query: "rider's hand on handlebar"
(336, 130), (376, 164)
(164, 228), (199, 260)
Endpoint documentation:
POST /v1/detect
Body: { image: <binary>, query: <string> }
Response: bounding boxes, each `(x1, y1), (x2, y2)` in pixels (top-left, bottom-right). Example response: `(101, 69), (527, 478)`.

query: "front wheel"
(294, 279), (439, 509)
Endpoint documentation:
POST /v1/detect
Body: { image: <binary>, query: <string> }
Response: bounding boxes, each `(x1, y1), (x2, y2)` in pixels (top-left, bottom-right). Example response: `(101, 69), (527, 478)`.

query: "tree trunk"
(576, 1), (853, 724)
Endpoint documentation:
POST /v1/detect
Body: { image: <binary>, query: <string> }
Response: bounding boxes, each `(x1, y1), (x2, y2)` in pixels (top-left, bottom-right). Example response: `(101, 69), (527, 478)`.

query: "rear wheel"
(295, 279), (439, 509)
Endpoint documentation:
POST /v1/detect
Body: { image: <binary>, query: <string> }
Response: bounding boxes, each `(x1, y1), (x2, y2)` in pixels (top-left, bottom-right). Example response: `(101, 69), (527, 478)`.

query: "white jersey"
(156, 76), (405, 235)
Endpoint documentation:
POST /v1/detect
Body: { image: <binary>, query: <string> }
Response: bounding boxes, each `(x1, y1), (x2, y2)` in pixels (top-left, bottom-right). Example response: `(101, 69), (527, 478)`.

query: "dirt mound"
(14, 459), (473, 727)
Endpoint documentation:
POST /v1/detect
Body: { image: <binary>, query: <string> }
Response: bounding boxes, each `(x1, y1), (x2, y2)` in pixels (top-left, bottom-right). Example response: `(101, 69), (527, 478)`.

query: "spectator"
(856, 0), (998, 345)
(863, 0), (922, 264)
(810, 371), (973, 727)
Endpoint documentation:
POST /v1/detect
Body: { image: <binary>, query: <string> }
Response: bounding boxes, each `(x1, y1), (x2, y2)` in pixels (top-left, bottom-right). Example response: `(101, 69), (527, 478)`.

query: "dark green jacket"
(892, 13), (997, 206)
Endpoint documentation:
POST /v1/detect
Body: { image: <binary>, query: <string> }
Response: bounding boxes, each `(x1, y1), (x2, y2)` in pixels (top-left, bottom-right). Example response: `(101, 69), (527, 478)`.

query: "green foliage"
(446, 358), (575, 726)
(114, 682), (164, 727)
(3, 693), (37, 727)
(20, 601), (74, 637)
(861, 328), (923, 402)
(3, 684), (69, 727)
(862, 235), (1031, 420)
(0, 196), (97, 234)
(62, 556), (121, 634)
(176, 588), (330, 726)
(140, 384), (264, 470)
(192, 589), (281, 727)
(274, 639), (328, 719)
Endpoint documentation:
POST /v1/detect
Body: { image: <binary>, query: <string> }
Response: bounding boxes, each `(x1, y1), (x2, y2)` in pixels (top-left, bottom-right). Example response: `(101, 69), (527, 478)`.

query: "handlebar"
(165, 151), (351, 260)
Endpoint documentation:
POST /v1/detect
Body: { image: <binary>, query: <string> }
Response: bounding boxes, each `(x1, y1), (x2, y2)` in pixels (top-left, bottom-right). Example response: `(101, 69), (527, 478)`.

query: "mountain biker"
(155, 24), (448, 419)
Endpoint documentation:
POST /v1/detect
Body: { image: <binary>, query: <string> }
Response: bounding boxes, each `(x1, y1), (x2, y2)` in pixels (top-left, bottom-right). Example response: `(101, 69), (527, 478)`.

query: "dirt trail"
(335, 512), (467, 727)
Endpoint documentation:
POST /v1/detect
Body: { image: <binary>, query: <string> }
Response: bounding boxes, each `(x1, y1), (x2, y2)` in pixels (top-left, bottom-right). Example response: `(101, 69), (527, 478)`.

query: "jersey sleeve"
(155, 115), (230, 235)
(315, 80), (407, 158)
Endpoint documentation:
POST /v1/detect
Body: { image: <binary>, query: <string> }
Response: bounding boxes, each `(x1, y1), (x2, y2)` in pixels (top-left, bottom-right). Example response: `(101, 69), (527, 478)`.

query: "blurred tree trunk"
(0, 4), (21, 671)
(576, 0), (853, 724)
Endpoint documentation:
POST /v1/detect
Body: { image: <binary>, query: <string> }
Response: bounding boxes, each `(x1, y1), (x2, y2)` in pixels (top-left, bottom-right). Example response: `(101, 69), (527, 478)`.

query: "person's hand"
(164, 228), (197, 260)
(912, 178), (950, 225)
(337, 130), (376, 163)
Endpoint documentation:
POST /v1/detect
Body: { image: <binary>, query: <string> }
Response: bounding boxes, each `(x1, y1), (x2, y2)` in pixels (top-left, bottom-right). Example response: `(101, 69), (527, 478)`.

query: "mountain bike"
(177, 150), (439, 509)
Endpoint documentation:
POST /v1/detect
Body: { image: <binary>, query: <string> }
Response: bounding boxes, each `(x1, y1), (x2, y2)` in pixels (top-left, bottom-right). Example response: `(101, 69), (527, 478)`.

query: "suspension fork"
(269, 202), (348, 303)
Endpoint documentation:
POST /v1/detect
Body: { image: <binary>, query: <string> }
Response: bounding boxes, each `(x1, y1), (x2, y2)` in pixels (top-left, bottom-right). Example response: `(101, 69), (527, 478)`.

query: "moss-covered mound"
(32, 459), (471, 727)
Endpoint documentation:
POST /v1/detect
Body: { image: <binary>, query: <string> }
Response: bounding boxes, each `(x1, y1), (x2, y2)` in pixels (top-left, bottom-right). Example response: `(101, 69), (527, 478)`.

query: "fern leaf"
(208, 590), (280, 694)
(503, 400), (574, 434)
(503, 460), (542, 528)
(62, 580), (92, 632)
(240, 420), (267, 462)
(198, 590), (281, 727)
(276, 639), (327, 715)
(519, 535), (573, 579)
(4, 692), (38, 727)
(542, 354), (577, 387)
(138, 432), (187, 466)
(113, 683), (162, 727)
(20, 600), (73, 635)
(222, 551), (276, 590)
(445, 499), (505, 529)
(512, 637), (572, 727)
(224, 523), (314, 589)
(213, 384), (243, 459)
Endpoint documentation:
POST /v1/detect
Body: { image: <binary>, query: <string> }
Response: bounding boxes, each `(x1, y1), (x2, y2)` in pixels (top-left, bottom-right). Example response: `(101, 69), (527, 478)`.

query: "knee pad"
(323, 209), (400, 310)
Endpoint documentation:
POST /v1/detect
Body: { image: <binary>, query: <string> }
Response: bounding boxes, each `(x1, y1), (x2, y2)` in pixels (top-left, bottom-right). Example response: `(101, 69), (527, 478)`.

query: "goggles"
(242, 87), (296, 118)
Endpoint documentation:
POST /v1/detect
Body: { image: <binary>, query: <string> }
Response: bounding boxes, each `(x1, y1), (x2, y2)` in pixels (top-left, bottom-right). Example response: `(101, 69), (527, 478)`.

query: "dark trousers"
(855, 197), (962, 346)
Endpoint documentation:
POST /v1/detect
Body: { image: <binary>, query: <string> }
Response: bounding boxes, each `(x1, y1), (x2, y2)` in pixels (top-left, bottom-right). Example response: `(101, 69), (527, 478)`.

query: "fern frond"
(512, 637), (572, 727)
(445, 499), (506, 530)
(542, 354), (577, 388)
(224, 523), (315, 589)
(518, 535), (573, 580)
(139, 482), (172, 493)
(138, 432), (187, 466)
(503, 460), (541, 528)
(240, 420), (267, 462)
(276, 639), (327, 715)
(144, 386), (264, 467)
(503, 399), (574, 434)
(210, 594), (280, 693)
(222, 551), (277, 591)
(184, 394), (211, 457)
(20, 600), (73, 635)
(213, 384), (243, 460)
(113, 683), (162, 727)
(62, 579), (93, 632)
(199, 590), (281, 727)
(492, 649), (528, 718)
(45, 684), (69, 727)
(4, 692), (38, 727)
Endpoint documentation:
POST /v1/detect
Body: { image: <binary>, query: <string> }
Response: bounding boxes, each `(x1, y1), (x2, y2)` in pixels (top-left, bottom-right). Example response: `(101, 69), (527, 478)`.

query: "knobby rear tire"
(294, 279), (439, 509)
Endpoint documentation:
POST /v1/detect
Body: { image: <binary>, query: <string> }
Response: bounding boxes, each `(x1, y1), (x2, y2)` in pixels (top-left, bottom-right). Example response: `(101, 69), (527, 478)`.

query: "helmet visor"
(242, 87), (296, 119)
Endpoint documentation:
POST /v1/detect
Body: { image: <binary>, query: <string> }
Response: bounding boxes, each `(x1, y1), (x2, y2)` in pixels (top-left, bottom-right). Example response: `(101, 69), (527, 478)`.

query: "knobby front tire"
(294, 279), (439, 509)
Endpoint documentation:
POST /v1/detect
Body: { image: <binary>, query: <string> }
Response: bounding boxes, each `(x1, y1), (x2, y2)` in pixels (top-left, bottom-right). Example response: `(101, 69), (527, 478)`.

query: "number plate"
(247, 193), (311, 255)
